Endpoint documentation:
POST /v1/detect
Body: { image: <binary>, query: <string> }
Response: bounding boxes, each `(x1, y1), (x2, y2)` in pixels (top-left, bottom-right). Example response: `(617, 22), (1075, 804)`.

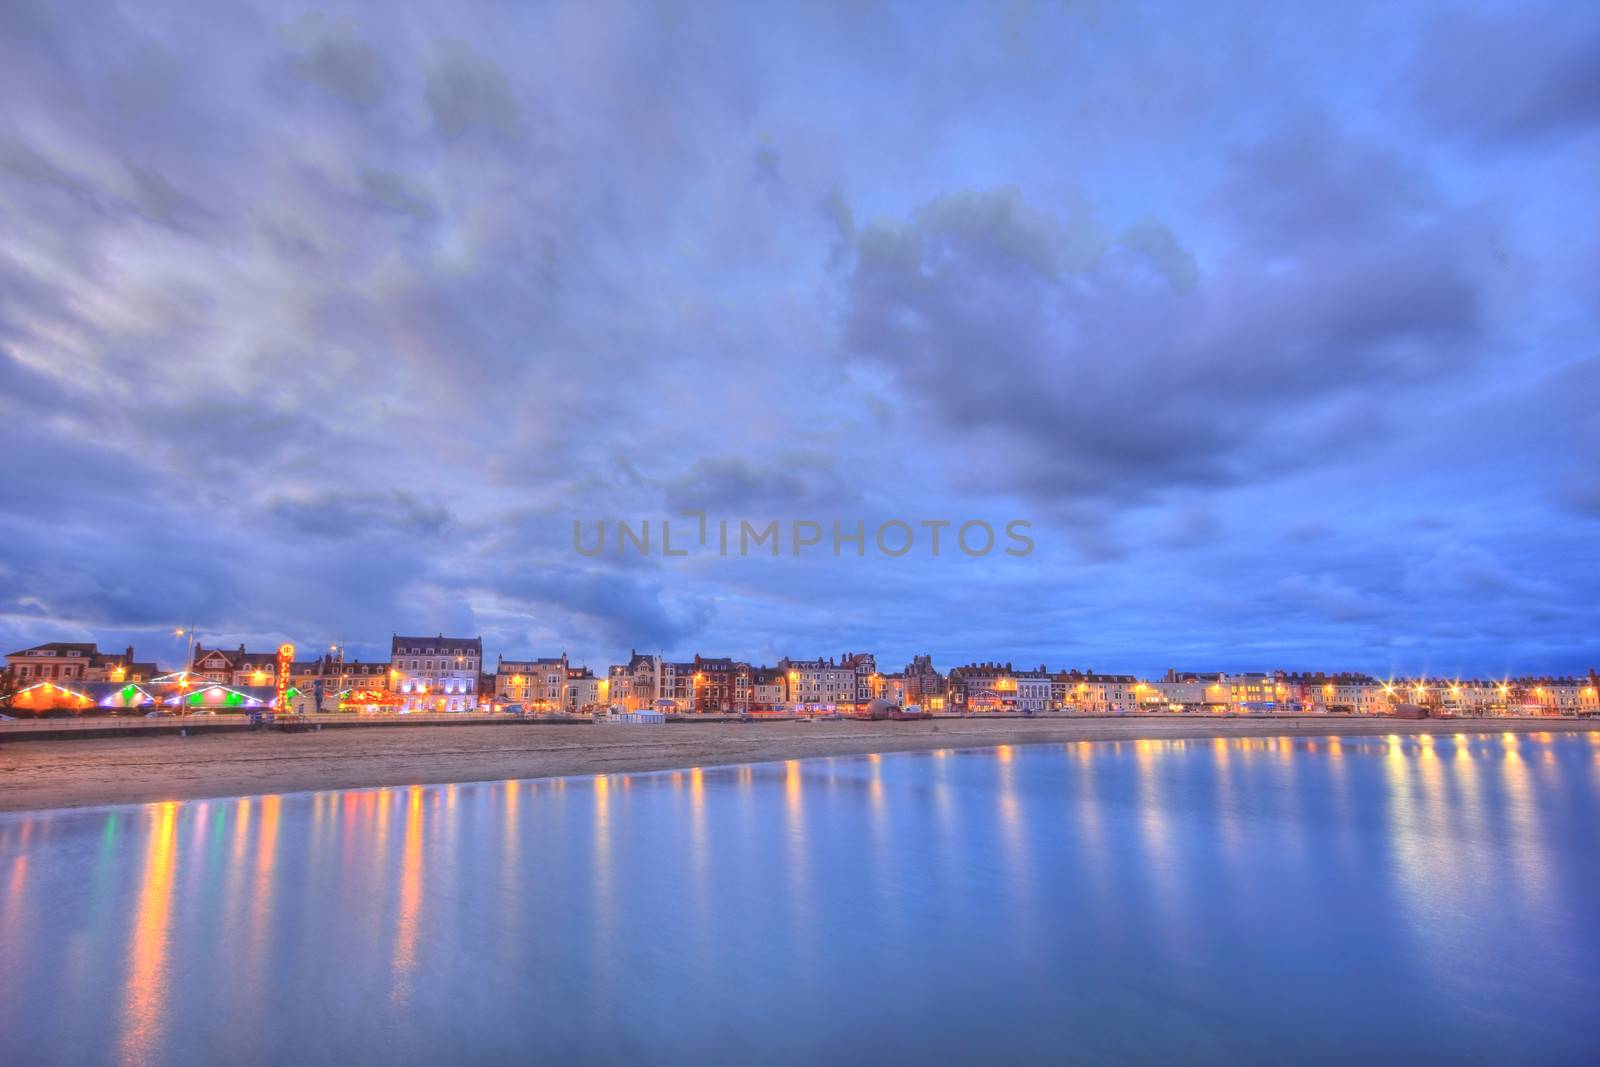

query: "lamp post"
(174, 624), (198, 684)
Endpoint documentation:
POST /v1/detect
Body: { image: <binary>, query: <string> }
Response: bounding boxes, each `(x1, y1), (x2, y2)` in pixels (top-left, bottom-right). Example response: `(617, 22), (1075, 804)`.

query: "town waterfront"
(2, 733), (1598, 1064)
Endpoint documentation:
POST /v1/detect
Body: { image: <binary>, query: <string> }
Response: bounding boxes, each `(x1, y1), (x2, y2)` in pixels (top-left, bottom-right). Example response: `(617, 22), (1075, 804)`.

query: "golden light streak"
(391, 786), (424, 1004)
(120, 802), (178, 1066)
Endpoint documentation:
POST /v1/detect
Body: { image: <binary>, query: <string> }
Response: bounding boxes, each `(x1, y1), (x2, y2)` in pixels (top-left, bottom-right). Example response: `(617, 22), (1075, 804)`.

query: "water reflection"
(121, 802), (177, 1066)
(2, 734), (1598, 1065)
(392, 787), (424, 1004)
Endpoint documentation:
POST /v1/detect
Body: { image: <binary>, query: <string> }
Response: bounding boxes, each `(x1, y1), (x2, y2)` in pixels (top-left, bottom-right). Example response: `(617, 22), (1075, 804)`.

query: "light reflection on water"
(1, 733), (1598, 1065)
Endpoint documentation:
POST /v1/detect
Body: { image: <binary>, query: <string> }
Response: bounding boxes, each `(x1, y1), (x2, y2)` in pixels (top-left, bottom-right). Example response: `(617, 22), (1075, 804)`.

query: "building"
(5, 642), (156, 684)
(288, 656), (392, 712)
(879, 672), (908, 707)
(660, 660), (695, 709)
(1053, 669), (1140, 713)
(1493, 676), (1598, 715)
(390, 634), (483, 713)
(610, 651), (659, 710)
(189, 645), (285, 688)
(1148, 672), (1215, 709)
(947, 662), (1018, 712)
(692, 655), (751, 713)
(781, 656), (858, 708)
(1274, 672), (1385, 714)
(606, 652), (697, 711)
(840, 651), (877, 705)
(565, 667), (604, 710)
(748, 666), (790, 711)
(1016, 667), (1052, 712)
(89, 648), (158, 683)
(1222, 672), (1274, 709)
(606, 664), (633, 709)
(496, 654), (570, 709)
(901, 654), (946, 710)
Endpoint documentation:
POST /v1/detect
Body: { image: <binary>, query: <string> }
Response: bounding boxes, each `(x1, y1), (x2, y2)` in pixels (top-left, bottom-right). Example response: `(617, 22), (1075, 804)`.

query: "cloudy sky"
(2, 0), (1597, 677)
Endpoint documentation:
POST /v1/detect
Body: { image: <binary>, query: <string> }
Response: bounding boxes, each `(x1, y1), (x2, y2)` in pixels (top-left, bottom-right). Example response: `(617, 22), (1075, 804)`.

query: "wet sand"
(3, 715), (1595, 813)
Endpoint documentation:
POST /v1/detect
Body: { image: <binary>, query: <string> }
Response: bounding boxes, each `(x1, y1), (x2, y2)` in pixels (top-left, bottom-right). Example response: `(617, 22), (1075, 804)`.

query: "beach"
(3, 715), (1596, 813)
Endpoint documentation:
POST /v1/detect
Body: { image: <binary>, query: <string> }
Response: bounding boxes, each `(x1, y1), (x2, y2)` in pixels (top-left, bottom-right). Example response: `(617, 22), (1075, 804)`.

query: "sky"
(1, 0), (1597, 678)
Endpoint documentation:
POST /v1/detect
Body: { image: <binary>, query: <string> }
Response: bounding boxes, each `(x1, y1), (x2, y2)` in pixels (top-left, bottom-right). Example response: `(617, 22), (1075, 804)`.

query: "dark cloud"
(1415, 8), (1600, 142)
(492, 566), (713, 652)
(843, 125), (1486, 504)
(268, 491), (453, 539)
(425, 39), (522, 139)
(282, 13), (388, 109)
(661, 454), (855, 514)
(1276, 573), (1388, 625)
(359, 168), (436, 222)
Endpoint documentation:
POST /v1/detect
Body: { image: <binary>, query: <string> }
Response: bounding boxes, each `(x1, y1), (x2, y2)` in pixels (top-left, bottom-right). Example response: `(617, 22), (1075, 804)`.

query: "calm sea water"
(2, 733), (1598, 1065)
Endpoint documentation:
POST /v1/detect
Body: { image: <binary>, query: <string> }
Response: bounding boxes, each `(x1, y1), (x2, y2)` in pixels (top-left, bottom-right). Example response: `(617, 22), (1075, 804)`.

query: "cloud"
(1276, 573), (1387, 624)
(425, 39), (522, 139)
(1404, 542), (1560, 603)
(842, 124), (1486, 505)
(268, 491), (454, 539)
(660, 454), (856, 514)
(491, 566), (713, 652)
(359, 168), (437, 222)
(1414, 8), (1600, 142)
(282, 13), (388, 109)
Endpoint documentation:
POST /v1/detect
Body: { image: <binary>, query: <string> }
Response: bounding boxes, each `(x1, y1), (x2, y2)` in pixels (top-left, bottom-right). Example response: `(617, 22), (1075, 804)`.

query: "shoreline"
(2, 715), (1596, 814)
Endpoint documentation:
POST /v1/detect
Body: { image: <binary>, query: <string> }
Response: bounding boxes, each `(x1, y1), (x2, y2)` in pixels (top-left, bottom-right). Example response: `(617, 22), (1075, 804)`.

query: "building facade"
(496, 654), (570, 709)
(781, 656), (858, 708)
(390, 634), (483, 712)
(692, 655), (751, 713)
(947, 663), (1018, 712)
(901, 654), (946, 710)
(6, 642), (156, 684)
(188, 645), (285, 688)
(1016, 668), (1052, 712)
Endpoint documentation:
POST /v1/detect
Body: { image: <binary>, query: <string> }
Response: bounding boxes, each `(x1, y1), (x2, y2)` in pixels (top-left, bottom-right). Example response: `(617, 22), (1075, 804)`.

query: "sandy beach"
(2, 715), (1595, 813)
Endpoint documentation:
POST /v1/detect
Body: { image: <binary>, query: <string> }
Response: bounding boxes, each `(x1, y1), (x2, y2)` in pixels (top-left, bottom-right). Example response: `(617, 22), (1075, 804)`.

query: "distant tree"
(0, 665), (16, 708)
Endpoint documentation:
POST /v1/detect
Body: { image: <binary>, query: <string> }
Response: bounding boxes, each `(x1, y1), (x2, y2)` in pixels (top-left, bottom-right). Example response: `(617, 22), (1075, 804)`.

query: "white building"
(390, 634), (482, 713)
(1016, 669), (1052, 712)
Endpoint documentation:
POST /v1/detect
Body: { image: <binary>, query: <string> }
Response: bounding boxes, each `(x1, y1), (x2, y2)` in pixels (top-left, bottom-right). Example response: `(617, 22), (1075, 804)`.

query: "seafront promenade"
(4, 713), (1597, 814)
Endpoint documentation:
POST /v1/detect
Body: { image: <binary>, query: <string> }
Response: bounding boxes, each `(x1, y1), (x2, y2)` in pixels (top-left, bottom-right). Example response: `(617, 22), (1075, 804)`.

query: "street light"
(174, 624), (199, 675)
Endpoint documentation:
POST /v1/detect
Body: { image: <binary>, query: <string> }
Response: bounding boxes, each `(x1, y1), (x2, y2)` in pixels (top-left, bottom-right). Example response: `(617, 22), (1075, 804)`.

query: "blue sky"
(1, 0), (1597, 676)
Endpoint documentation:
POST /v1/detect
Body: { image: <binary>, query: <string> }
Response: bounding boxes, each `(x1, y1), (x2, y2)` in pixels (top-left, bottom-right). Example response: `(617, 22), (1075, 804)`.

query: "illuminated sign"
(276, 643), (294, 712)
